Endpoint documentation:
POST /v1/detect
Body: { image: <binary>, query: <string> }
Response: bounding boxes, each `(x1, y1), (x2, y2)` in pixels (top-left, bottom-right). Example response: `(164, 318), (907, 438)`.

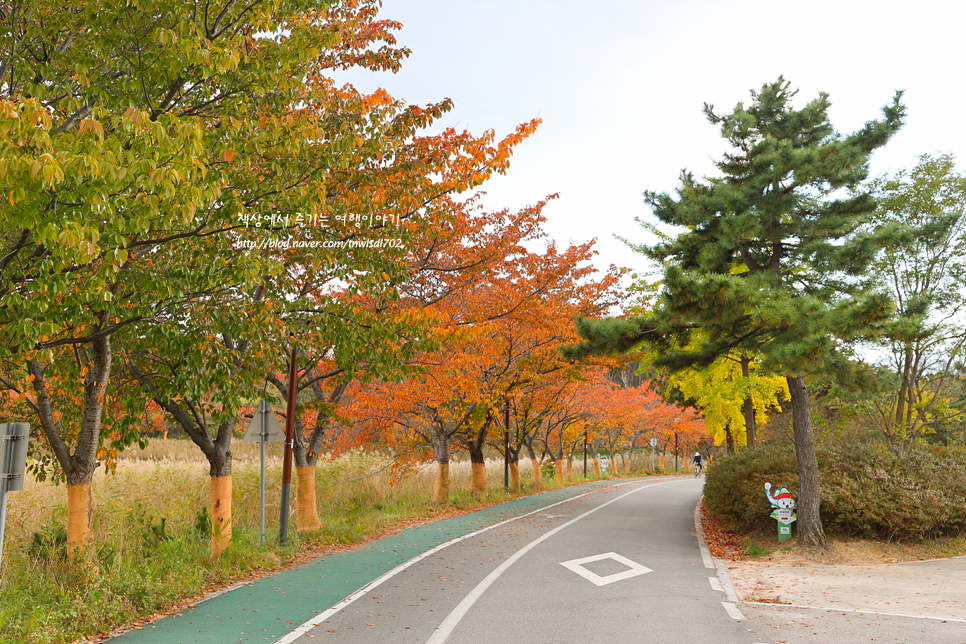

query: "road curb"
(693, 497), (739, 604)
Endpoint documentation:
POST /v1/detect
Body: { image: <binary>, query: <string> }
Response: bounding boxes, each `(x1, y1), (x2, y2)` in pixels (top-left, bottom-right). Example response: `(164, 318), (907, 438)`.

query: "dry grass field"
(4, 439), (546, 554)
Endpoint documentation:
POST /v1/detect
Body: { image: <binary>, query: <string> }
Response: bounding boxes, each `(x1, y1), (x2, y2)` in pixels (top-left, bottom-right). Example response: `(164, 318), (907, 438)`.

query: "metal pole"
(260, 400), (267, 546)
(583, 432), (587, 478)
(0, 425), (12, 570)
(279, 346), (298, 546)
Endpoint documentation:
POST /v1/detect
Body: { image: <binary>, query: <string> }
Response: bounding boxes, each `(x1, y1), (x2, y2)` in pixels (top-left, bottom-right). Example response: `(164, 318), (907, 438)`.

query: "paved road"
(111, 477), (966, 644)
(280, 477), (773, 644)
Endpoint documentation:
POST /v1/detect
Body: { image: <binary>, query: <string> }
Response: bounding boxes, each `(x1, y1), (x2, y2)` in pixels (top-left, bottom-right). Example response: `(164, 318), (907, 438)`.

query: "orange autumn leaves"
(331, 192), (707, 498)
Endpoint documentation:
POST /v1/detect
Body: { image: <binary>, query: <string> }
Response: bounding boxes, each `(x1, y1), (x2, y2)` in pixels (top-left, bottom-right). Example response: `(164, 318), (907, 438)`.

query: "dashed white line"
(722, 601), (746, 620)
(708, 576), (723, 592)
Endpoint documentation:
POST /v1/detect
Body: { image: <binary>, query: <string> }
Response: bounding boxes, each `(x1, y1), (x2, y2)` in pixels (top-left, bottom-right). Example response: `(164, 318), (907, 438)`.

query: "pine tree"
(569, 77), (905, 549)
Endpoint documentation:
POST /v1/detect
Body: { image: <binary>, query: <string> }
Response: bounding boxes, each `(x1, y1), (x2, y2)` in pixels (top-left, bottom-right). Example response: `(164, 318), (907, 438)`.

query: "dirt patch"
(701, 500), (966, 619)
(749, 537), (966, 566)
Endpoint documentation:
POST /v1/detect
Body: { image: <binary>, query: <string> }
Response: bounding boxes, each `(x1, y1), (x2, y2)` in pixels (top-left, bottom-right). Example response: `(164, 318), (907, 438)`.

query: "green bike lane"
(110, 480), (627, 644)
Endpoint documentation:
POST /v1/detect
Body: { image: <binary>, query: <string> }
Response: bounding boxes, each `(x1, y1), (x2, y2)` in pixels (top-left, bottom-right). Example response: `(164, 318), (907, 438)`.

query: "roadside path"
(726, 556), (966, 621)
(704, 509), (966, 643)
(285, 476), (770, 644)
(108, 480), (623, 644)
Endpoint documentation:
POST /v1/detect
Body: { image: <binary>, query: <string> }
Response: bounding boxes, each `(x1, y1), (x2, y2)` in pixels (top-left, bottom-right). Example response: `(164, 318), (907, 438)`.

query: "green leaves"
(622, 78), (907, 376)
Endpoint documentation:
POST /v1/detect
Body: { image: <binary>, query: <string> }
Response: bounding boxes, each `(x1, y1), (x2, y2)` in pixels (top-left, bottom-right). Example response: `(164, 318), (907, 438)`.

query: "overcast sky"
(336, 0), (966, 278)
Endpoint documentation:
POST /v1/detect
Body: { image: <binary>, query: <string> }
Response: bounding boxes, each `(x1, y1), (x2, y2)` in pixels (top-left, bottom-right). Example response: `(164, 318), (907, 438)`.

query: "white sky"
(336, 0), (966, 279)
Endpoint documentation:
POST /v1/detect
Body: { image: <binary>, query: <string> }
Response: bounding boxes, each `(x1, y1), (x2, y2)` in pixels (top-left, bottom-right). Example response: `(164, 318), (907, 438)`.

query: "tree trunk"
(30, 331), (113, 563)
(471, 462), (487, 496)
(296, 466), (322, 531)
(554, 459), (565, 483)
(786, 374), (828, 550)
(433, 433), (450, 503)
(894, 347), (912, 435)
(67, 484), (93, 560)
(593, 457), (601, 477)
(509, 460), (520, 492)
(566, 458), (573, 481)
(741, 355), (757, 449)
(434, 462), (450, 503)
(531, 458), (542, 487)
(467, 423), (488, 496)
(126, 358), (238, 555)
(210, 475), (232, 556)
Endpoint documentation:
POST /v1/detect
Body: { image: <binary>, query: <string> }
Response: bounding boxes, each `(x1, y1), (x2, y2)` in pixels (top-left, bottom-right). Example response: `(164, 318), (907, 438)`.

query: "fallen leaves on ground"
(700, 498), (747, 561)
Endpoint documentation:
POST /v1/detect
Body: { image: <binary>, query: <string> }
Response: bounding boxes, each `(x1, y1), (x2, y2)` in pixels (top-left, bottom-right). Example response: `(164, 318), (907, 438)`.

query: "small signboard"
(242, 400), (286, 442)
(776, 508), (796, 523)
(649, 437), (658, 448)
(2, 422), (30, 571)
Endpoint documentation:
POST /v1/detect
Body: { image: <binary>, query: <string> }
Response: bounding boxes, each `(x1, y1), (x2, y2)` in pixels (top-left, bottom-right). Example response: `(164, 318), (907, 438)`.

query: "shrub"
(703, 443), (798, 533)
(821, 445), (966, 540)
(704, 443), (966, 541)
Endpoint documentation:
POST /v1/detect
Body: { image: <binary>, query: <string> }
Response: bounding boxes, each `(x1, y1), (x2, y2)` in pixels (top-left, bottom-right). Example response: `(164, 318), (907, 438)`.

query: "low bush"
(703, 443), (798, 533)
(704, 443), (966, 541)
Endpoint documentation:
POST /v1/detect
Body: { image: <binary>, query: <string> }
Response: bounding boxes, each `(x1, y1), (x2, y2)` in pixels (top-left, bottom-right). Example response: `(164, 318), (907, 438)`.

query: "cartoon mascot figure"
(764, 482), (796, 521)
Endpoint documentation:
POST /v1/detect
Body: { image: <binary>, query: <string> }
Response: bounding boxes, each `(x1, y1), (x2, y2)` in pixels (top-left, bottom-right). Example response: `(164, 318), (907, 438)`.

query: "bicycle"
(693, 462), (702, 477)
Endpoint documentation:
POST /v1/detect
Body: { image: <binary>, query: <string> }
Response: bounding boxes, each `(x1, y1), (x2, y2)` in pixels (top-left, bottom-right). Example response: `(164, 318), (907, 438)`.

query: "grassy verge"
(0, 447), (634, 644)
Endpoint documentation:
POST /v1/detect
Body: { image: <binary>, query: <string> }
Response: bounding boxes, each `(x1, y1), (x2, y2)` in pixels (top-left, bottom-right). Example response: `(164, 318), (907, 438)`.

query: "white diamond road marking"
(560, 552), (653, 586)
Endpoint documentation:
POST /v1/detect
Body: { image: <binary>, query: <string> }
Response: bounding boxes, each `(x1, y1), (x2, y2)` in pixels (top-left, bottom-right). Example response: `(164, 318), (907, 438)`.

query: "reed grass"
(0, 440), (619, 644)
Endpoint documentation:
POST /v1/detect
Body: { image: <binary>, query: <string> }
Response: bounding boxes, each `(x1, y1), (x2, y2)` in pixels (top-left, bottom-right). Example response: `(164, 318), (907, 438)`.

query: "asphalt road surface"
(280, 477), (774, 644)
(112, 477), (966, 644)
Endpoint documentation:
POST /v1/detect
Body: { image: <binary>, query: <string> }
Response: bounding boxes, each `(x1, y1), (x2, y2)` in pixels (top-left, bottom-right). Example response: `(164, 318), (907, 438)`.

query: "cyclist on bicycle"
(693, 451), (702, 475)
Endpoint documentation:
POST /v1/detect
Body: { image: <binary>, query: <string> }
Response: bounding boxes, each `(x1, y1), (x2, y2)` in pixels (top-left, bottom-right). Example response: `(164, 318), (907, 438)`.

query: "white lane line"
(742, 601), (966, 623)
(714, 560), (740, 603)
(425, 479), (685, 644)
(272, 479), (671, 644)
(722, 601), (745, 620)
(188, 581), (250, 607)
(708, 577), (723, 592)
